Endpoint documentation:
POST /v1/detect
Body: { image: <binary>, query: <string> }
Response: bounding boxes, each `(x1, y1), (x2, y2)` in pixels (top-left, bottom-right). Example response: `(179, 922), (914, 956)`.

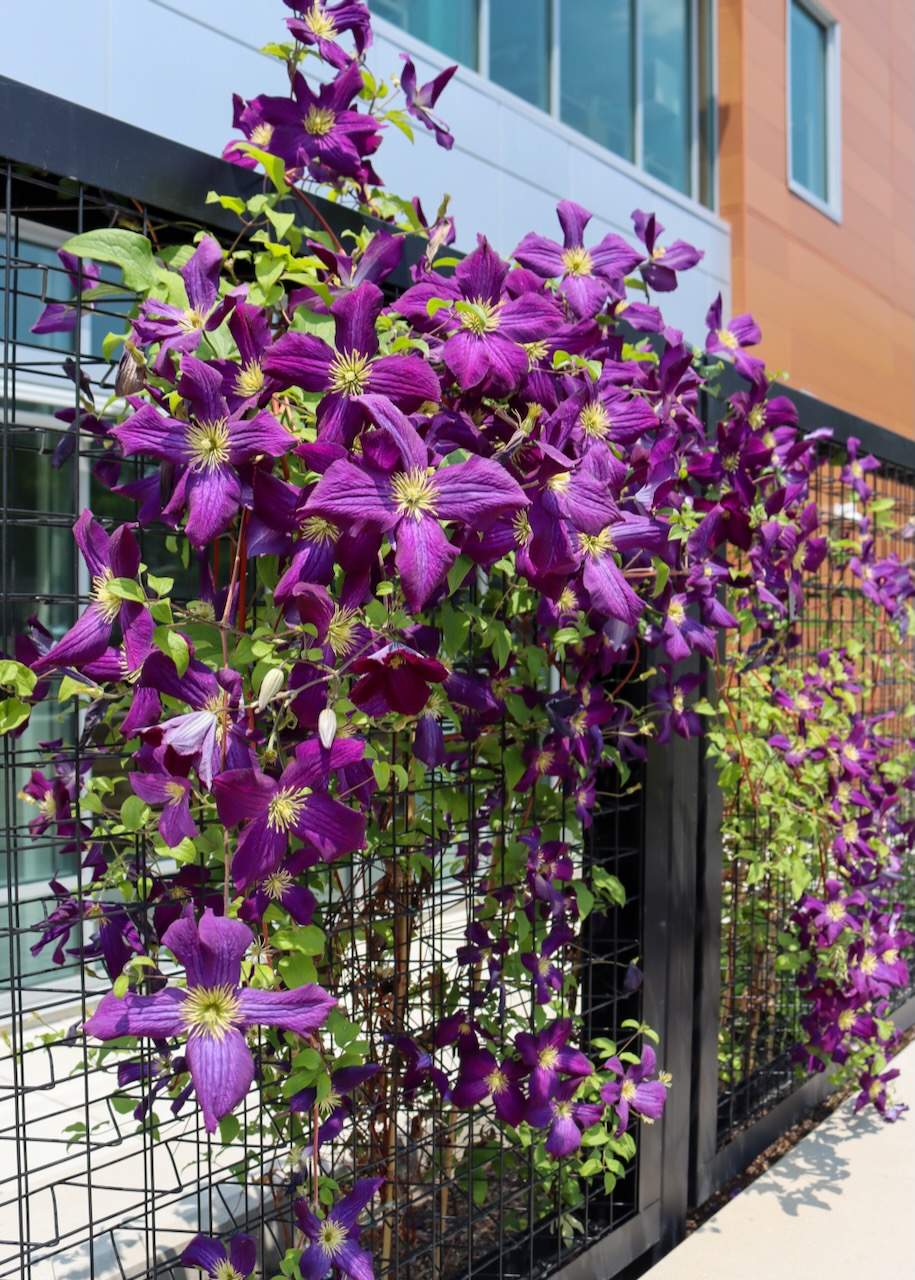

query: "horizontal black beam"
(0, 74), (424, 290)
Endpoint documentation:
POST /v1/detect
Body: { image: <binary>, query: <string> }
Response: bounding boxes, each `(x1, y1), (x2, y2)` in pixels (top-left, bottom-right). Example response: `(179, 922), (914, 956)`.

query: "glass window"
(790, 1), (828, 202)
(371, 0), (480, 68)
(0, 237), (77, 354)
(489, 0), (551, 111)
(642, 0), (691, 194)
(560, 0), (633, 161)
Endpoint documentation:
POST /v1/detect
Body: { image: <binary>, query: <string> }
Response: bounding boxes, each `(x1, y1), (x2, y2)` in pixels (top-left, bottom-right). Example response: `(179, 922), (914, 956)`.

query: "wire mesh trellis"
(715, 435), (915, 1149)
(0, 158), (649, 1280)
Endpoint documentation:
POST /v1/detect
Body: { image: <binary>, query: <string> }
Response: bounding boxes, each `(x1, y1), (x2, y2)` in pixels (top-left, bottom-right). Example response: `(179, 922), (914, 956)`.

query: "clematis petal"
(185, 1027), (255, 1133)
(432, 455), (528, 525)
(545, 1112), (583, 1158)
(236, 985), (336, 1037)
(32, 603), (113, 673)
(83, 988), (187, 1040)
(395, 513), (457, 610)
(297, 791), (367, 862)
(262, 332), (334, 391)
(181, 236), (223, 313)
(228, 1234), (257, 1278)
(331, 1177), (386, 1230)
(368, 354), (442, 409)
(226, 409), (295, 463)
(306, 458), (398, 529)
(213, 768), (276, 827)
(73, 509), (111, 579)
(180, 1234), (228, 1274)
(182, 463), (241, 547)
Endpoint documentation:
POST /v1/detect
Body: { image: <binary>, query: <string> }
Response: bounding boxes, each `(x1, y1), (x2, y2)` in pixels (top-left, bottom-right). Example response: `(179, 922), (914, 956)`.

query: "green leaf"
(106, 577), (146, 604)
(0, 659), (37, 698)
(61, 229), (158, 292)
(206, 191), (247, 215)
(218, 1114), (241, 1144)
(0, 699), (30, 734)
(166, 630), (190, 677)
(120, 795), (148, 832)
(271, 925), (326, 956)
(238, 145), (289, 193)
(573, 880), (594, 920)
(651, 555), (670, 598)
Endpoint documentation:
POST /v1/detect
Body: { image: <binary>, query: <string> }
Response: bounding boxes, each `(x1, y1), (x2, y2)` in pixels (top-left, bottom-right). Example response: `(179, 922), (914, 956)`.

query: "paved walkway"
(648, 1038), (915, 1279)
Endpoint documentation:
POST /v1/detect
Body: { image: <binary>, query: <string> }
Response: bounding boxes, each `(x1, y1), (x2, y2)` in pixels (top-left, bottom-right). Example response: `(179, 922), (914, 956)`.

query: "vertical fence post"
(642, 675), (701, 1256)
(688, 653), (724, 1207)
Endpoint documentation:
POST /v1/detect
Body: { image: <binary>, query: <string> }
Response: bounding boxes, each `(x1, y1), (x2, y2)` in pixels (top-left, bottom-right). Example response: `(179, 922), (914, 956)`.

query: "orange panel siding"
(718, 0), (915, 437)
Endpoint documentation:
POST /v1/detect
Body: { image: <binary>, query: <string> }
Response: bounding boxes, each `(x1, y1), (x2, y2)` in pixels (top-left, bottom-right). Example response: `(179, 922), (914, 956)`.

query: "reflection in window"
(490, 0), (551, 111)
(790, 1), (828, 202)
(561, 0), (633, 161)
(0, 238), (77, 354)
(642, 0), (690, 194)
(371, 0), (479, 68)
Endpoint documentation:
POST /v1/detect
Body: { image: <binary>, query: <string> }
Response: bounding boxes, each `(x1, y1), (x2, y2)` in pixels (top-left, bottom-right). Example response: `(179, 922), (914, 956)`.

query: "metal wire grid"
(716, 440), (915, 1146)
(1, 161), (647, 1280)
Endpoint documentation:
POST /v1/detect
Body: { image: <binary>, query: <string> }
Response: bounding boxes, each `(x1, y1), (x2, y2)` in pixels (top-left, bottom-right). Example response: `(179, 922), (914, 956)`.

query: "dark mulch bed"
(686, 1021), (915, 1234)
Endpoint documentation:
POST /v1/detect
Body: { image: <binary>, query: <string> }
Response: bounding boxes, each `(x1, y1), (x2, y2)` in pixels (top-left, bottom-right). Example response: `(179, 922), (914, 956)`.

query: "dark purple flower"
(854, 1065), (907, 1120)
(261, 63), (382, 184)
(264, 282), (440, 446)
(128, 768), (198, 848)
(284, 1), (373, 69)
(540, 1079), (604, 1157)
(631, 210), (702, 292)
(112, 356), (294, 546)
(840, 436), (881, 501)
(289, 1063), (381, 1148)
(213, 738), (369, 890)
(32, 511), (148, 674)
(350, 642), (448, 717)
(83, 907), (336, 1133)
(451, 1050), (526, 1126)
(514, 1018), (592, 1106)
(30, 250), (101, 334)
(304, 397), (528, 608)
(400, 55), (457, 149)
(513, 201), (643, 319)
(181, 1231), (256, 1280)
(600, 1044), (668, 1135)
(295, 1177), (384, 1280)
(705, 294), (764, 382)
(132, 238), (235, 377)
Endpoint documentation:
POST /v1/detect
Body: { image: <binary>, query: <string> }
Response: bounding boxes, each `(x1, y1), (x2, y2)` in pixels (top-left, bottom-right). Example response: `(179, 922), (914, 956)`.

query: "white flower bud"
(318, 706), (337, 750)
(255, 667), (284, 713)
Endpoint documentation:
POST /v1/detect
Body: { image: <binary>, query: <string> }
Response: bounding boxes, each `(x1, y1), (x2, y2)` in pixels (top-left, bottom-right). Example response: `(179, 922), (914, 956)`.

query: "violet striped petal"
(185, 1027), (255, 1133)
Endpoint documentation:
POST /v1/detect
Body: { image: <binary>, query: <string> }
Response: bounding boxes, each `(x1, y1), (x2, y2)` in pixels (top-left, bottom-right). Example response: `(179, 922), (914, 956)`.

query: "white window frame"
(786, 0), (842, 222)
(373, 0), (717, 209)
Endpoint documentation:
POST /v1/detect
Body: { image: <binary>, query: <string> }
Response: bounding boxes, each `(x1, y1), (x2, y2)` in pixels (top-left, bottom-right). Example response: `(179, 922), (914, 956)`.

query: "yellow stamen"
(302, 4), (338, 38)
(327, 605), (360, 659)
(317, 1220), (349, 1256)
(579, 402), (611, 439)
(303, 105), (336, 137)
(716, 327), (739, 351)
(459, 297), (501, 335)
(561, 246), (593, 277)
(621, 1079), (637, 1101)
(578, 527), (616, 559)
(181, 984), (241, 1040)
(329, 350), (372, 396)
(391, 468), (439, 520)
(249, 123), (274, 149)
(186, 419), (231, 469)
(90, 570), (122, 623)
(267, 787), (310, 832)
(235, 360), (265, 398)
(302, 516), (339, 546)
(263, 869), (293, 900)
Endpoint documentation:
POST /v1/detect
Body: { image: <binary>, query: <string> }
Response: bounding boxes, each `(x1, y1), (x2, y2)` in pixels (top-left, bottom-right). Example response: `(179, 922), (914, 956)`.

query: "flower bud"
(255, 667), (284, 713)
(318, 707), (337, 750)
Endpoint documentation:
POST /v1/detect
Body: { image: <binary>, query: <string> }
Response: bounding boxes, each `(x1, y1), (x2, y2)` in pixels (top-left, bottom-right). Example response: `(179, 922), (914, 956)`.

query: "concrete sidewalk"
(648, 1039), (915, 1279)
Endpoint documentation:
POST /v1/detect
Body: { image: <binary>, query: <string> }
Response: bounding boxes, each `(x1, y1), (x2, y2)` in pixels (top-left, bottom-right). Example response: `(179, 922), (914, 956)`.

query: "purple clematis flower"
(295, 1177), (384, 1280)
(113, 355), (294, 546)
(521, 923), (572, 1005)
(132, 237), (235, 377)
(261, 63), (382, 184)
(513, 201), (643, 319)
(600, 1044), (668, 1136)
(181, 1232), (256, 1280)
(350, 642), (449, 717)
(705, 295), (764, 382)
(284, 0), (373, 69)
(451, 1049), (526, 1126)
(395, 237), (559, 397)
(514, 1018), (593, 1106)
(239, 847), (320, 927)
(264, 282), (440, 445)
(289, 1063), (381, 1149)
(83, 907), (336, 1133)
(631, 210), (702, 292)
(128, 768), (198, 848)
(32, 511), (148, 675)
(538, 1079), (604, 1157)
(854, 1065), (907, 1120)
(30, 249), (101, 334)
(400, 55), (457, 149)
(213, 737), (368, 890)
(292, 230), (403, 313)
(305, 397), (528, 607)
(840, 436), (881, 502)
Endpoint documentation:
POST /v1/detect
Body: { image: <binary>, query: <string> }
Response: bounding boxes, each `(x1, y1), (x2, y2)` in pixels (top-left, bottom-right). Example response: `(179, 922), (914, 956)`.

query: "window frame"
(786, 0), (842, 222)
(372, 0), (718, 210)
